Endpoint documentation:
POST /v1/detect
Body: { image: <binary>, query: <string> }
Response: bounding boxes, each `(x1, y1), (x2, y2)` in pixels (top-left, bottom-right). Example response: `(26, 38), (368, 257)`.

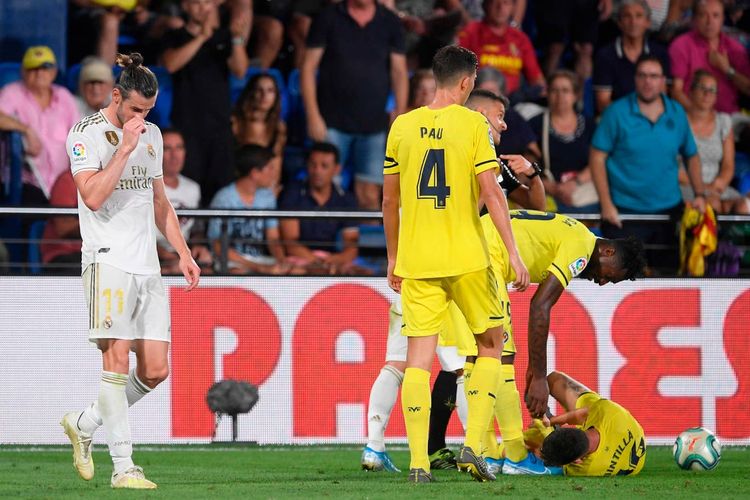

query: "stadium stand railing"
(1, 206), (750, 277)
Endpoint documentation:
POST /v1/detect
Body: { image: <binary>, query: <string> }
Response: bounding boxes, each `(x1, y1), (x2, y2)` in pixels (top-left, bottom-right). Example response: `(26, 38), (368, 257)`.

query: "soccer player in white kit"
(59, 53), (200, 490)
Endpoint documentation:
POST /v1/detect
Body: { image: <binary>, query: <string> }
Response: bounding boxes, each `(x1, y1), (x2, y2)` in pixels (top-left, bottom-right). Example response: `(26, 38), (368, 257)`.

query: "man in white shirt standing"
(59, 52), (200, 490)
(157, 127), (212, 274)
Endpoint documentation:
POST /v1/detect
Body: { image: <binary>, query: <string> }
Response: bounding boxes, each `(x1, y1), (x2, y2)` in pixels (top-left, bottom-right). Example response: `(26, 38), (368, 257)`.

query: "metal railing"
(1, 207), (749, 276)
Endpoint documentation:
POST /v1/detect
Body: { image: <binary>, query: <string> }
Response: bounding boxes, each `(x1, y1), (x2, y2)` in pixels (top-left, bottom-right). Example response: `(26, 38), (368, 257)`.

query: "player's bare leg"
(132, 339), (170, 390)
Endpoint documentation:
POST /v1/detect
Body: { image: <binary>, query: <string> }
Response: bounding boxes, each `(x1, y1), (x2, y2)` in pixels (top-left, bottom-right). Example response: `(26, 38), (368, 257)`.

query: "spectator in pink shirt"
(0, 46), (79, 204)
(668, 0), (750, 113)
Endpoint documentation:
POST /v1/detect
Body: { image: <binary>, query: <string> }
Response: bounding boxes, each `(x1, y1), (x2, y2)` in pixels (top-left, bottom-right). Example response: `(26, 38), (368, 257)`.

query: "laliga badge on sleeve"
(71, 142), (88, 163)
(568, 257), (588, 277)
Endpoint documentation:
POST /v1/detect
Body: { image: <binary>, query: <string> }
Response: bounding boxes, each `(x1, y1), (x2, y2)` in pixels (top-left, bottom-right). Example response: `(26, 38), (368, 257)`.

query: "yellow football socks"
(464, 356), (501, 452)
(402, 367), (431, 470)
(482, 424), (501, 460)
(495, 363), (526, 462)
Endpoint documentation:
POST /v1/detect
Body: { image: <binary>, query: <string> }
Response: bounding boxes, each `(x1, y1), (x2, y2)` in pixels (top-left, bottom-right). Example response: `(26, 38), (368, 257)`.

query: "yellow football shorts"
(441, 279), (515, 357)
(401, 267), (504, 344)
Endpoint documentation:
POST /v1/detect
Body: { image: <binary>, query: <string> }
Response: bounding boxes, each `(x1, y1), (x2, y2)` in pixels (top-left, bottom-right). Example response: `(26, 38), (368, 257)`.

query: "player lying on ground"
(525, 371), (647, 476)
(363, 87), (546, 474)
(442, 210), (646, 475)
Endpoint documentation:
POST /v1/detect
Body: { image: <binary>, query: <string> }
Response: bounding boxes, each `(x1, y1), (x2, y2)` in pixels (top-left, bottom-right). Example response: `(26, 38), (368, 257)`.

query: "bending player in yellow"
(382, 45), (530, 483)
(529, 371), (647, 476)
(447, 210), (646, 474)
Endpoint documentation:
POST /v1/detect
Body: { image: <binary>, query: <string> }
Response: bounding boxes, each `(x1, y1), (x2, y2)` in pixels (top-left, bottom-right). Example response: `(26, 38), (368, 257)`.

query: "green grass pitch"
(0, 446), (747, 499)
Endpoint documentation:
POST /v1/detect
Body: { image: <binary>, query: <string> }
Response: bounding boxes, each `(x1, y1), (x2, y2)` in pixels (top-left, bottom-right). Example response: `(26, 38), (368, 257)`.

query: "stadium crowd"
(1, 0), (750, 276)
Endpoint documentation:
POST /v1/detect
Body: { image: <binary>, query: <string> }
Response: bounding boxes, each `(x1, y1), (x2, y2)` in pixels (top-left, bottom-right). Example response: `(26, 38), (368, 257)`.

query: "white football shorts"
(82, 262), (170, 344)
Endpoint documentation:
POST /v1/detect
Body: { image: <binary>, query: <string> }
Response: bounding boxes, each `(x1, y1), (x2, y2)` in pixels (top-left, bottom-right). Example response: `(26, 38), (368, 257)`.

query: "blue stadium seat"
(1, 131), (24, 205)
(27, 220), (45, 275)
(286, 69), (308, 146)
(65, 62), (82, 93)
(352, 224), (387, 274)
(149, 66), (172, 128)
(0, 61), (21, 87)
(229, 67), (289, 120)
(0, 131), (25, 271)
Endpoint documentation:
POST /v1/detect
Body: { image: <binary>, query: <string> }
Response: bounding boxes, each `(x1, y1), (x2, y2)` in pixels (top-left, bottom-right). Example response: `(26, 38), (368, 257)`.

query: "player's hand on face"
(601, 203), (621, 228)
(307, 113), (328, 143)
(387, 260), (402, 293)
(509, 253), (530, 291)
(179, 254), (201, 291)
(121, 117), (146, 154)
(524, 372), (550, 418)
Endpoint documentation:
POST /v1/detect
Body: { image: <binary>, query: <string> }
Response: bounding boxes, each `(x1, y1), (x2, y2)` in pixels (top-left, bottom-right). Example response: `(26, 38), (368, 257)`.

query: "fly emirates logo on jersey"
(115, 165), (154, 191)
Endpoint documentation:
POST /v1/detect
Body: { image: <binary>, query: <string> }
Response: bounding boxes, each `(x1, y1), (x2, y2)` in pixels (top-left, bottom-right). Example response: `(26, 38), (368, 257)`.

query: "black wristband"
(527, 162), (543, 178)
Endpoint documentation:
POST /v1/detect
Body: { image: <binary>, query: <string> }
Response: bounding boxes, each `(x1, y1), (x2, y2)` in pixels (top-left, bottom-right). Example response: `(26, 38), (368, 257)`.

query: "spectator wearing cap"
(75, 56), (115, 118)
(0, 46), (79, 204)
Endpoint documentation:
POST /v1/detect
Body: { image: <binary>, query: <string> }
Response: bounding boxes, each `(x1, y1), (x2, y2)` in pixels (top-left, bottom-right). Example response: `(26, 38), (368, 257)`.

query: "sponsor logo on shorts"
(569, 257), (588, 277)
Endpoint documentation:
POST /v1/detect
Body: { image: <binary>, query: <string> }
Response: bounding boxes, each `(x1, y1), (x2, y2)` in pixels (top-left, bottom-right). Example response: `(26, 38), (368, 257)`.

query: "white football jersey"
(67, 111), (163, 274)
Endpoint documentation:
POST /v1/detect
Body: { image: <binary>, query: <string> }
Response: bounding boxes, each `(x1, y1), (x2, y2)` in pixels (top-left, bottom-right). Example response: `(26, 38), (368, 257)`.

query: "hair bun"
(115, 52), (144, 68)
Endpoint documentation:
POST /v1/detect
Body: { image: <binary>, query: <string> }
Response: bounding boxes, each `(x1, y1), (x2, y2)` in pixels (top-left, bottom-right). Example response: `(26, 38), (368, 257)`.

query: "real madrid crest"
(103, 316), (113, 329)
(147, 144), (156, 160)
(105, 130), (119, 146)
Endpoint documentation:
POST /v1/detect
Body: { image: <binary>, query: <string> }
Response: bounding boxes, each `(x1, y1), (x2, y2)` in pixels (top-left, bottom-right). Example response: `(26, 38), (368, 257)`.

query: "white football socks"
(455, 374), (468, 431)
(366, 365), (404, 452)
(99, 371), (133, 474)
(77, 369), (153, 436)
(125, 369), (153, 407)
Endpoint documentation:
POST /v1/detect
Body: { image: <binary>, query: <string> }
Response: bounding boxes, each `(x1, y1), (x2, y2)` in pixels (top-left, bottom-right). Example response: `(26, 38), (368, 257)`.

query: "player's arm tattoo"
(528, 276), (565, 378)
(562, 374), (590, 397)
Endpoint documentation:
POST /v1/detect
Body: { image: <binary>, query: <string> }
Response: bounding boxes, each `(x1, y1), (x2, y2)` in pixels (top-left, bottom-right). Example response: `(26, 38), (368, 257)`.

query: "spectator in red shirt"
(40, 170), (81, 274)
(458, 0), (545, 100)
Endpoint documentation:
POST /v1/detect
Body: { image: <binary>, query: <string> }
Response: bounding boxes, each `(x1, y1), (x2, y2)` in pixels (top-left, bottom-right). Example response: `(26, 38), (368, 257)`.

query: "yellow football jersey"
(481, 210), (597, 287)
(564, 392), (647, 477)
(384, 104), (498, 279)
